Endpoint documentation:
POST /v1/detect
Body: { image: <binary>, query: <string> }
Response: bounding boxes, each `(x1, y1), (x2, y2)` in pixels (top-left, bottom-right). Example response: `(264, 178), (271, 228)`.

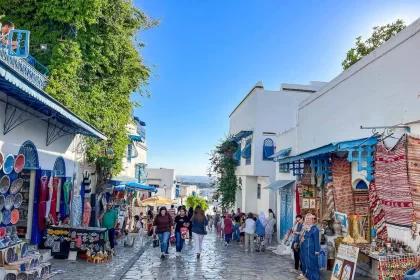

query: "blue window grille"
(241, 139), (252, 165)
(53, 156), (66, 177)
(263, 138), (275, 161)
(279, 163), (290, 173)
(18, 140), (39, 169)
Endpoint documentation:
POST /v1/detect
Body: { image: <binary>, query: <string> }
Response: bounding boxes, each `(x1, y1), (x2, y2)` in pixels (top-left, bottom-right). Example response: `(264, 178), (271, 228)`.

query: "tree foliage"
(185, 195), (209, 211)
(209, 137), (238, 208)
(342, 19), (406, 70)
(0, 0), (158, 186)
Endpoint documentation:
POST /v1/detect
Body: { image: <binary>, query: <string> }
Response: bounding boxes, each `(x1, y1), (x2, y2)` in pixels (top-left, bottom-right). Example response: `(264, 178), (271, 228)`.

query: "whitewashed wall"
(298, 18), (420, 153)
(146, 168), (176, 199)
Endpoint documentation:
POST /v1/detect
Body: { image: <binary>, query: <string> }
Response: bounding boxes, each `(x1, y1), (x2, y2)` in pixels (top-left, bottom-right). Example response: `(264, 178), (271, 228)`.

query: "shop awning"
(277, 137), (378, 165)
(241, 142), (252, 158)
(128, 134), (145, 143)
(108, 176), (138, 186)
(231, 131), (253, 142)
(264, 180), (295, 190)
(115, 182), (157, 193)
(0, 57), (106, 140)
(269, 147), (292, 160)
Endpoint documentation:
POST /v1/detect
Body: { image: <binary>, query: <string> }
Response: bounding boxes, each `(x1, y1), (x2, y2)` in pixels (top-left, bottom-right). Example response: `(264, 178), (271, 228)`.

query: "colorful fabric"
(369, 180), (387, 239)
(375, 136), (413, 227)
(332, 158), (354, 214)
(407, 136), (420, 221)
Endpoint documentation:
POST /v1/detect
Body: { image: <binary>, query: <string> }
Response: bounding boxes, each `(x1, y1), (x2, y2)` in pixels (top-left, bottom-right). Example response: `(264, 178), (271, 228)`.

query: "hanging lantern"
(106, 148), (115, 159)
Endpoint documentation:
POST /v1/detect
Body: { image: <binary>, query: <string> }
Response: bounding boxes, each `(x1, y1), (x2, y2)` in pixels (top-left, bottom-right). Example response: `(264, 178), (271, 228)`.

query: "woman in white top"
(244, 212), (256, 252)
(125, 215), (143, 247)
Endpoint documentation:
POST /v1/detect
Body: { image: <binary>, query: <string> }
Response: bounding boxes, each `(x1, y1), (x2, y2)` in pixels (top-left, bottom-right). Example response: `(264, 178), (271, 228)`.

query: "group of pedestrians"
(290, 213), (321, 280)
(152, 205), (208, 259)
(213, 208), (276, 252)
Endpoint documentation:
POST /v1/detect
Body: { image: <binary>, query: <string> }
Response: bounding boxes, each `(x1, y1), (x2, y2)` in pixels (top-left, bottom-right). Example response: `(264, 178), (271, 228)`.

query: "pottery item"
(3, 210), (11, 225)
(5, 247), (14, 264)
(10, 179), (23, 195)
(13, 194), (22, 208)
(0, 152), (4, 170)
(16, 273), (27, 280)
(13, 154), (25, 174)
(0, 227), (6, 238)
(3, 155), (14, 175)
(0, 195), (5, 210)
(21, 243), (28, 258)
(0, 176), (10, 194)
(11, 209), (19, 224)
(4, 195), (14, 211)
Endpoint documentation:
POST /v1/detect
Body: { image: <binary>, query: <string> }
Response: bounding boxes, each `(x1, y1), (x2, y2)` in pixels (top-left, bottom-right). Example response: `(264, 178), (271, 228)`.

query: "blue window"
(263, 138), (275, 161)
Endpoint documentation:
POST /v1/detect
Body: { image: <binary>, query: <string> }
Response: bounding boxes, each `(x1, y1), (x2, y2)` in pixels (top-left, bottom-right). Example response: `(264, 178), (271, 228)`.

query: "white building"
(229, 81), (325, 215)
(146, 168), (177, 199)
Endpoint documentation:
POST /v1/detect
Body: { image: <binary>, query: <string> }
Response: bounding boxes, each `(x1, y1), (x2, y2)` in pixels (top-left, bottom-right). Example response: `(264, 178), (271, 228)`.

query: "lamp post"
(163, 184), (167, 198)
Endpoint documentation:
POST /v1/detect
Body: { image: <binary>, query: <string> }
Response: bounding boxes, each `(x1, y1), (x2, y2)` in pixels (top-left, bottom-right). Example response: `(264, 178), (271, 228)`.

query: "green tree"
(208, 137), (238, 208)
(342, 19), (406, 70)
(0, 0), (158, 186)
(185, 195), (209, 211)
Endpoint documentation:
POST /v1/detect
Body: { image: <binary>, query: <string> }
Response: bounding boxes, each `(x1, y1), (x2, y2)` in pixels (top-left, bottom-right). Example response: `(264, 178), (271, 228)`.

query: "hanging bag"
(153, 237), (160, 248)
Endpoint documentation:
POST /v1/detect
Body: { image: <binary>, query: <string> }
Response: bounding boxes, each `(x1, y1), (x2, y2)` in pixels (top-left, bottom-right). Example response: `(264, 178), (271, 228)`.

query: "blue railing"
(0, 31), (48, 90)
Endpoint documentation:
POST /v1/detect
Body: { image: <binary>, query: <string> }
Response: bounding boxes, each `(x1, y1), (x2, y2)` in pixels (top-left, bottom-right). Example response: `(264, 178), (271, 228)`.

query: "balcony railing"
(0, 31), (48, 90)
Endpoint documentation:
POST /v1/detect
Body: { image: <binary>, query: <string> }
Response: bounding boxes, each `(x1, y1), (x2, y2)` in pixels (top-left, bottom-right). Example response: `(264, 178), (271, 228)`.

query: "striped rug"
(375, 135), (414, 227)
(369, 180), (388, 239)
(407, 136), (420, 220)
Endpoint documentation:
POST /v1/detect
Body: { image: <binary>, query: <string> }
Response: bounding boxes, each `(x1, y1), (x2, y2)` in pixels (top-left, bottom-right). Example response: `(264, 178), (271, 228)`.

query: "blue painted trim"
(231, 131), (253, 142)
(270, 147), (292, 160)
(128, 134), (145, 143)
(241, 140), (252, 159)
(18, 140), (39, 169)
(53, 156), (66, 177)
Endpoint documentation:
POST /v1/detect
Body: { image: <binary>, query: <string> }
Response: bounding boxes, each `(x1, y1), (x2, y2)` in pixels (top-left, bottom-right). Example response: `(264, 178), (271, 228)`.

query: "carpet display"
(375, 136), (413, 227)
(407, 136), (420, 221)
(332, 158), (354, 214)
(301, 161), (312, 186)
(369, 180), (388, 239)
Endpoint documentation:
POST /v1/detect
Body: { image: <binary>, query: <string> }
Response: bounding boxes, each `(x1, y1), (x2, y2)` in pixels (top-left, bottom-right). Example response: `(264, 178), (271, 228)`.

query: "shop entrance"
(280, 188), (293, 239)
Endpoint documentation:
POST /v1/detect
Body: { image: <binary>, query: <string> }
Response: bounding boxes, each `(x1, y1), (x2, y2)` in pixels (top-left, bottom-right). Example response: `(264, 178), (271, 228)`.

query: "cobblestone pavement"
(50, 237), (151, 280)
(122, 232), (373, 280)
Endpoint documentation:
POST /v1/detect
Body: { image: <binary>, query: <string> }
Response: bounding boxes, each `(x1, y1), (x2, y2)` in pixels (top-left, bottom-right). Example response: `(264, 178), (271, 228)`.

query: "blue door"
(280, 191), (293, 240)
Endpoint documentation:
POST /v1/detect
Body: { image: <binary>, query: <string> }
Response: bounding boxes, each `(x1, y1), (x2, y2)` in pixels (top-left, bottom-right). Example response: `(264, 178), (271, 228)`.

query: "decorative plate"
(0, 195), (5, 211)
(0, 227), (6, 238)
(13, 194), (22, 208)
(0, 176), (10, 194)
(14, 154), (25, 174)
(3, 155), (14, 175)
(10, 179), (23, 195)
(0, 152), (4, 170)
(11, 209), (19, 225)
(17, 273), (27, 280)
(5, 226), (11, 235)
(5, 247), (14, 264)
(5, 195), (14, 211)
(3, 210), (11, 225)
(21, 243), (28, 258)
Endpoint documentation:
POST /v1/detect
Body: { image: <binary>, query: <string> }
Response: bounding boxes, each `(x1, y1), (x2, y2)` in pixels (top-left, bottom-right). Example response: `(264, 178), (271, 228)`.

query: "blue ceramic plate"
(3, 210), (11, 225)
(10, 179), (23, 195)
(3, 155), (14, 175)
(0, 195), (5, 210)
(13, 193), (22, 208)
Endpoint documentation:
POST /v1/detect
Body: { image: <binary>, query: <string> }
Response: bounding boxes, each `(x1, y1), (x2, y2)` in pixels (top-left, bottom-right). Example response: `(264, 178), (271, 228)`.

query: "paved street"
(49, 231), (372, 280)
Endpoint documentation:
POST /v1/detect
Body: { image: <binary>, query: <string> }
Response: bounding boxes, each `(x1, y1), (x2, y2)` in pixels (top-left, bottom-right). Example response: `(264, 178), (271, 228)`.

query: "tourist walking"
(233, 216), (241, 242)
(223, 214), (233, 245)
(191, 206), (208, 258)
(290, 214), (303, 274)
(215, 214), (222, 237)
(174, 207), (190, 257)
(153, 206), (174, 260)
(255, 211), (267, 252)
(168, 205), (177, 220)
(265, 212), (276, 245)
(299, 213), (320, 280)
(188, 207), (194, 240)
(243, 212), (256, 252)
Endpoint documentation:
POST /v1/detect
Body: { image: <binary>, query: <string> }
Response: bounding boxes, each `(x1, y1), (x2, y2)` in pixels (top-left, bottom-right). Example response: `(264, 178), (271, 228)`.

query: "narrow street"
(122, 232), (371, 280)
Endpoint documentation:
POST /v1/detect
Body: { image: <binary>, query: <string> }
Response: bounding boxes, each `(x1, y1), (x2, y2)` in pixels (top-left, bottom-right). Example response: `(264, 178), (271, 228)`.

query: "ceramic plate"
(0, 227), (6, 238)
(21, 243), (28, 258)
(0, 176), (10, 194)
(5, 247), (14, 264)
(0, 195), (5, 210)
(14, 154), (25, 174)
(0, 211), (3, 224)
(10, 179), (23, 195)
(0, 152), (4, 170)
(3, 155), (14, 175)
(3, 210), (11, 225)
(13, 194), (22, 208)
(16, 272), (26, 280)
(10, 210), (19, 225)
(4, 195), (14, 211)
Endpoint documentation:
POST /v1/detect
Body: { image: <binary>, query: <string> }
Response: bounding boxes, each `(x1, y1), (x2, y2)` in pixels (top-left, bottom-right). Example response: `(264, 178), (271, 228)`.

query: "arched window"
(18, 140), (39, 169)
(53, 156), (66, 177)
(263, 138), (275, 161)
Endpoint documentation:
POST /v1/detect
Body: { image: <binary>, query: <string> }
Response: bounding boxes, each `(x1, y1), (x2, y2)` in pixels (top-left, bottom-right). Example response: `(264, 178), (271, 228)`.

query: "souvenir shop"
(278, 131), (420, 280)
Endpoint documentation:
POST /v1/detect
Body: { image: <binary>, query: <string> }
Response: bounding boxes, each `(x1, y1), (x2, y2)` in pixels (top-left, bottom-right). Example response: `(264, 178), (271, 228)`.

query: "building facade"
(146, 168), (177, 199)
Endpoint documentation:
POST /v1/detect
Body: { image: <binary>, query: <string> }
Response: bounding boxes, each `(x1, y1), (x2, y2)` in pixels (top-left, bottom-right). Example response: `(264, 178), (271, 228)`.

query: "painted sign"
(330, 244), (359, 280)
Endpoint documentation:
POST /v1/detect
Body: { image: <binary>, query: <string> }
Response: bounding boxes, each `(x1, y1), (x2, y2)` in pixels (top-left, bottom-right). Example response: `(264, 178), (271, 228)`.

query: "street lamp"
(163, 184), (167, 197)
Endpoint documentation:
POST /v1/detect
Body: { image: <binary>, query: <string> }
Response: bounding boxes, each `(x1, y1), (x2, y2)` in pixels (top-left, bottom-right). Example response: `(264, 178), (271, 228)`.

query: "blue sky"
(132, 0), (420, 176)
